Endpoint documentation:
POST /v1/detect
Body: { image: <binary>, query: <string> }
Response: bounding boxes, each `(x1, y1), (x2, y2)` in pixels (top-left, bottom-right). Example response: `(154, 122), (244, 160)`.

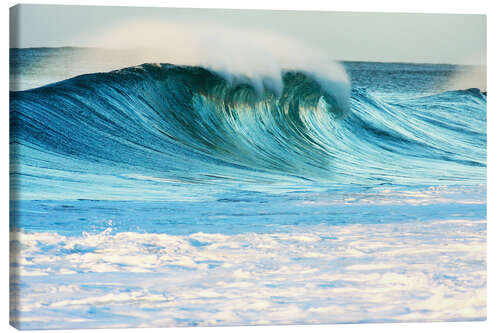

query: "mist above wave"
(78, 20), (352, 113)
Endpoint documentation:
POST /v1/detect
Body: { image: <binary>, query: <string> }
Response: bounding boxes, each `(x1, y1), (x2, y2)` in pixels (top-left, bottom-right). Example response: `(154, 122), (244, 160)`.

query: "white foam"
(299, 185), (487, 207)
(11, 219), (486, 328)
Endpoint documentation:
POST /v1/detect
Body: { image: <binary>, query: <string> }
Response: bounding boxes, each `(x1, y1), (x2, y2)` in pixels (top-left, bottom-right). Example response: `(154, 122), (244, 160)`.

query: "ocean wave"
(10, 63), (486, 199)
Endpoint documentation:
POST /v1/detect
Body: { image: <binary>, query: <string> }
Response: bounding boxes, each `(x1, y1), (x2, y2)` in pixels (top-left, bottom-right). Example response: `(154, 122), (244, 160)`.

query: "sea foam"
(10, 219), (486, 329)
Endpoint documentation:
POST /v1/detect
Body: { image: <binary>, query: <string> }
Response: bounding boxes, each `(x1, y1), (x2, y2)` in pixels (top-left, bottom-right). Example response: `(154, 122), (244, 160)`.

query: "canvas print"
(9, 4), (486, 330)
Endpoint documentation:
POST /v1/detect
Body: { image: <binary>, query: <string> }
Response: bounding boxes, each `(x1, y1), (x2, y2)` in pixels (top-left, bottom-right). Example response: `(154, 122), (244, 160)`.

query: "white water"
(11, 218), (485, 329)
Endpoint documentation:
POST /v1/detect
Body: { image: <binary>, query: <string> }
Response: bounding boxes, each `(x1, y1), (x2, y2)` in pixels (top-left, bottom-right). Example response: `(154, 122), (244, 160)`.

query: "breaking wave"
(10, 63), (486, 199)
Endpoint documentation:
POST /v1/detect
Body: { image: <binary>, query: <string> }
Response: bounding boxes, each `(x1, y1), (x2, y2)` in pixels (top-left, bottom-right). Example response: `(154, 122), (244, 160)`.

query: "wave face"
(10, 63), (486, 200)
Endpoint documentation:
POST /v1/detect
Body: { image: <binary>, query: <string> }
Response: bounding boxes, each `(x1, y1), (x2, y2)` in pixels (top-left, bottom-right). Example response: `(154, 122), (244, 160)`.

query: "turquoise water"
(10, 48), (486, 329)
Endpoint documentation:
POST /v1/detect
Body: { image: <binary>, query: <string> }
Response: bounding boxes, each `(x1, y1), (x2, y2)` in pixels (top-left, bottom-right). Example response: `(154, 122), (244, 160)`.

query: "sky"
(10, 4), (486, 65)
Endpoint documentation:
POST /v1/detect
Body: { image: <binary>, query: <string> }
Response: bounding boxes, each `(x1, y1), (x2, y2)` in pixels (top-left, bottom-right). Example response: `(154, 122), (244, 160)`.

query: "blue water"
(10, 186), (486, 236)
(9, 47), (487, 329)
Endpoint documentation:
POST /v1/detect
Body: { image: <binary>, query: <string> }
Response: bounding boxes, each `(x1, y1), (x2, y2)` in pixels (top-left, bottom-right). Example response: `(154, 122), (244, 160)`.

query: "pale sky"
(10, 4), (486, 65)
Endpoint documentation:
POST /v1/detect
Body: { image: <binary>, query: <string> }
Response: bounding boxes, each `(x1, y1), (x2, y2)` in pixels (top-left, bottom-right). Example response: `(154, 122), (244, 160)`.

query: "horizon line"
(9, 46), (486, 67)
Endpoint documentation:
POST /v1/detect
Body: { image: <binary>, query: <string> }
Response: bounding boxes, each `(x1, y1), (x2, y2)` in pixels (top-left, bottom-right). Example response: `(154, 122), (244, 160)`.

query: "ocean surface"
(9, 47), (486, 329)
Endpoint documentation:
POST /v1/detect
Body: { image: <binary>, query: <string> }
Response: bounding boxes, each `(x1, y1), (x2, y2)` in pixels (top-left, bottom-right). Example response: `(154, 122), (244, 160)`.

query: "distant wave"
(10, 63), (486, 199)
